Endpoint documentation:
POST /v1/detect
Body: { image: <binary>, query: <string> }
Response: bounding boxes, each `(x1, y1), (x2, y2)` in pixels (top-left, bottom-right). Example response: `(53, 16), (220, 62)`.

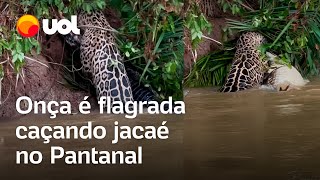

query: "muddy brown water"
(1, 80), (320, 180)
(0, 113), (183, 180)
(185, 79), (320, 180)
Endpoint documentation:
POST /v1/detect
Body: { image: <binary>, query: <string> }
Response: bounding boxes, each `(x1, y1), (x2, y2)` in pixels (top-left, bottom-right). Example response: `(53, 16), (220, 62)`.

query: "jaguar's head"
(237, 32), (267, 49)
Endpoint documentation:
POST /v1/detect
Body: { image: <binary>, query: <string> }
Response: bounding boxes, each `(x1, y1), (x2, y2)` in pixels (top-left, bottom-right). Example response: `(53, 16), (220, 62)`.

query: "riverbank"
(0, 52), (94, 119)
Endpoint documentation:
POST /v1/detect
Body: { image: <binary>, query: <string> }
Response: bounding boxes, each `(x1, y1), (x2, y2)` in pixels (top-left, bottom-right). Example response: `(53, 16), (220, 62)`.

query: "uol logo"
(17, 15), (80, 38)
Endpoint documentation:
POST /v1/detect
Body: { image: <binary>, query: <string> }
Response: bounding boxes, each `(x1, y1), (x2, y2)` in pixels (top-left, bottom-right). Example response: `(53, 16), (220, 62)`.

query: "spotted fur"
(64, 12), (160, 103)
(77, 11), (133, 103)
(220, 32), (266, 92)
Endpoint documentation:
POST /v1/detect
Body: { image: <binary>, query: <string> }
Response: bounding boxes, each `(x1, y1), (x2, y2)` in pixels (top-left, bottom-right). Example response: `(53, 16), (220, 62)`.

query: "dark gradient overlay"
(0, 113), (183, 180)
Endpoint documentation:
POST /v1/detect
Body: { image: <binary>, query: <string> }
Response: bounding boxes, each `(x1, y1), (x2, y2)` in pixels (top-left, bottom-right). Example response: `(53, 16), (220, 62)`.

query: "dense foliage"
(225, 0), (320, 76)
(185, 0), (212, 48)
(0, 0), (106, 73)
(110, 0), (212, 99)
(186, 0), (320, 87)
(109, 0), (184, 100)
(0, 0), (107, 104)
(0, 0), (211, 101)
(184, 50), (233, 87)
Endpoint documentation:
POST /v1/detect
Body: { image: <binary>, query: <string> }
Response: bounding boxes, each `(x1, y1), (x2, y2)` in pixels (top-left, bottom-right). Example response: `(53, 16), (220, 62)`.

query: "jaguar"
(64, 11), (158, 103)
(220, 32), (266, 92)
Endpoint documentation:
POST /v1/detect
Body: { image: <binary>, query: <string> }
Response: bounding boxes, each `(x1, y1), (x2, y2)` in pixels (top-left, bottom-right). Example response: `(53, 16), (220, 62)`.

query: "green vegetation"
(0, 0), (107, 103)
(185, 0), (212, 48)
(0, 0), (106, 74)
(0, 0), (211, 101)
(186, 0), (320, 87)
(110, 0), (211, 99)
(184, 50), (233, 87)
(225, 0), (320, 76)
(109, 0), (185, 100)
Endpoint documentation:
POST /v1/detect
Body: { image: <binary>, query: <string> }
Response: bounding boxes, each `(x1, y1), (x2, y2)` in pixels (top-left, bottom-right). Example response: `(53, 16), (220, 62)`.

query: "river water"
(1, 80), (320, 179)
(184, 79), (320, 179)
(0, 113), (183, 180)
